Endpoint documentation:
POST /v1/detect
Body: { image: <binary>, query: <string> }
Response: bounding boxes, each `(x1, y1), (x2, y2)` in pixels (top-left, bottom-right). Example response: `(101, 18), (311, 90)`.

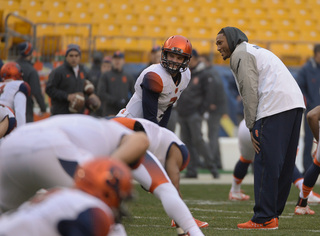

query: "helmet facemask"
(161, 50), (190, 75)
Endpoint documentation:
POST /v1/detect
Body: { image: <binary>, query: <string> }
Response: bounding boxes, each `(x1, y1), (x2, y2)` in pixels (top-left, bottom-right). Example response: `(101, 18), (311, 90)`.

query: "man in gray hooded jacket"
(216, 27), (305, 229)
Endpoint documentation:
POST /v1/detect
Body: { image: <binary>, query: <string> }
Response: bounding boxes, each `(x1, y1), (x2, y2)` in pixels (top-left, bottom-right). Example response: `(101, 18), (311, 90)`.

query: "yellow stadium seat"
(93, 36), (113, 50)
(48, 11), (70, 24)
(189, 27), (212, 40)
(20, 0), (43, 11)
(26, 10), (49, 23)
(114, 14), (138, 25)
(296, 43), (314, 60)
(289, 8), (313, 20)
(121, 24), (144, 37)
(241, 0), (264, 8)
(166, 26), (189, 37)
(222, 7), (246, 18)
(109, 2), (133, 14)
(300, 30), (320, 41)
(244, 8), (268, 19)
(65, 1), (89, 12)
(138, 14), (161, 26)
(174, 0), (199, 7)
(227, 17), (250, 30)
(154, 5), (176, 16)
(218, 0), (242, 8)
(36, 24), (56, 36)
(96, 24), (121, 37)
(294, 19), (318, 31)
(91, 12), (115, 25)
(255, 30), (278, 41)
(273, 19), (295, 31)
(306, 0), (320, 9)
(54, 25), (78, 36)
(183, 16), (206, 28)
(0, 0), (20, 11)
(69, 12), (92, 24)
(177, 6), (200, 17)
(262, 0), (286, 8)
(278, 30), (300, 41)
(205, 17), (227, 35)
(249, 18), (273, 30)
(87, 1), (110, 14)
(199, 6), (223, 19)
(160, 15), (184, 27)
(267, 8), (291, 20)
(191, 39), (212, 54)
(132, 2), (156, 15)
(143, 25), (166, 38)
(42, 1), (66, 11)
(270, 43), (297, 57)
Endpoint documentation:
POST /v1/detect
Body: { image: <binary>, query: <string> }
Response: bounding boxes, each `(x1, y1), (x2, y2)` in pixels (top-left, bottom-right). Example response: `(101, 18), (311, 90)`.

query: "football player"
(113, 117), (208, 230)
(0, 158), (132, 236)
(0, 105), (16, 139)
(117, 35), (192, 128)
(295, 105), (320, 215)
(230, 119), (320, 205)
(0, 114), (148, 213)
(0, 62), (30, 127)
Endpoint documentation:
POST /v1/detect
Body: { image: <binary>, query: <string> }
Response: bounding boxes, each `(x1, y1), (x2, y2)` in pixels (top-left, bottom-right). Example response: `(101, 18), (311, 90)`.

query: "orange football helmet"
(0, 62), (23, 81)
(160, 35), (192, 74)
(74, 158), (132, 209)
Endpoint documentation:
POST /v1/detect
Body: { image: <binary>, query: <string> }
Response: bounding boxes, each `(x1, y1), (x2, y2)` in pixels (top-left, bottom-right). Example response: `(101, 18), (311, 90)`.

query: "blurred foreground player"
(295, 106), (320, 215)
(0, 158), (133, 236)
(112, 117), (205, 236)
(113, 117), (209, 230)
(0, 114), (148, 213)
(0, 62), (30, 127)
(117, 35), (192, 128)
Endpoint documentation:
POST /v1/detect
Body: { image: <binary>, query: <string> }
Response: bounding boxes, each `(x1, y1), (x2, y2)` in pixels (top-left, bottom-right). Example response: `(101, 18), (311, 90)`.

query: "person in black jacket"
(16, 41), (46, 122)
(97, 51), (135, 116)
(176, 49), (219, 179)
(46, 44), (91, 115)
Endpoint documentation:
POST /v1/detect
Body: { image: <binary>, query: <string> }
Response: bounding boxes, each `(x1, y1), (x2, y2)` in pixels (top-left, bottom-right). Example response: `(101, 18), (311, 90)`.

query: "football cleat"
(308, 191), (320, 204)
(171, 218), (209, 228)
(294, 205), (315, 215)
(229, 191), (250, 201)
(237, 218), (278, 230)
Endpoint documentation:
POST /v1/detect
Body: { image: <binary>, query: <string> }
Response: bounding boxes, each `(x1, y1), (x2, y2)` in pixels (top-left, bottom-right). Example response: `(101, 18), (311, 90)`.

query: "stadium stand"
(0, 0), (319, 65)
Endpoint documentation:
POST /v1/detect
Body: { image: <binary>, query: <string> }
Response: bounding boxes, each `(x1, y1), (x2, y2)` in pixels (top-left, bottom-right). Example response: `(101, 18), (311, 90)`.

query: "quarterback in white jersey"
(0, 114), (148, 212)
(0, 158), (133, 236)
(0, 62), (30, 127)
(117, 35), (192, 128)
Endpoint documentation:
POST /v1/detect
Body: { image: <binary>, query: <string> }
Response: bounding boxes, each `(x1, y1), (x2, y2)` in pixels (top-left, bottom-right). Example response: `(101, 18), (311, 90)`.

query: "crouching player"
(113, 117), (207, 235)
(0, 158), (133, 236)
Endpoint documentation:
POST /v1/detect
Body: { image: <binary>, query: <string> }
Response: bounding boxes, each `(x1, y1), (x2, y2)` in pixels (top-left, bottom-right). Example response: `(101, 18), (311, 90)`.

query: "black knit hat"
(65, 44), (81, 57)
(18, 42), (33, 57)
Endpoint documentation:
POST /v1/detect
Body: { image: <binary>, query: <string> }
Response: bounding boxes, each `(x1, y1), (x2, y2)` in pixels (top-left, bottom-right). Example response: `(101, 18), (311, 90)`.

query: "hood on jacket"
(218, 27), (248, 54)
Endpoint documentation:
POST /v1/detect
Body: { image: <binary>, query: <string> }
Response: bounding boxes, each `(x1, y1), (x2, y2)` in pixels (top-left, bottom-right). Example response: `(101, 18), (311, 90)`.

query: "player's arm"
(158, 105), (172, 127)
(141, 72), (163, 124)
(45, 70), (69, 101)
(14, 82), (30, 126)
(57, 207), (114, 236)
(111, 131), (149, 169)
(29, 70), (46, 112)
(307, 105), (320, 142)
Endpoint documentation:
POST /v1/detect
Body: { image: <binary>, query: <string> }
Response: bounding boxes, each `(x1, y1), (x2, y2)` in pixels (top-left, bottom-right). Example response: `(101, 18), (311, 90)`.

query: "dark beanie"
(65, 44), (81, 57)
(18, 42), (33, 57)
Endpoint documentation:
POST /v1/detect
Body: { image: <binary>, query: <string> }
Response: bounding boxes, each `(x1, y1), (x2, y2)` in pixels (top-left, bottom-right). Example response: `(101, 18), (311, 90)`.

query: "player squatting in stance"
(0, 62), (31, 128)
(117, 35), (192, 128)
(0, 115), (203, 236)
(296, 106), (320, 215)
(113, 117), (209, 230)
(230, 119), (320, 204)
(0, 158), (133, 236)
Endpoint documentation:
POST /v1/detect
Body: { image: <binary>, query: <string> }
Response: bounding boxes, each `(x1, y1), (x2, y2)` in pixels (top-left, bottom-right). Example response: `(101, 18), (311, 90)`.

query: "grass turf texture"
(123, 182), (320, 235)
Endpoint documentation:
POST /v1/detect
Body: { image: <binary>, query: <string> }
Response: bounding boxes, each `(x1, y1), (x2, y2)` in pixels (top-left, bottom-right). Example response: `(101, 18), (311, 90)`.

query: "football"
(84, 80), (94, 95)
(85, 93), (101, 111)
(69, 93), (85, 113)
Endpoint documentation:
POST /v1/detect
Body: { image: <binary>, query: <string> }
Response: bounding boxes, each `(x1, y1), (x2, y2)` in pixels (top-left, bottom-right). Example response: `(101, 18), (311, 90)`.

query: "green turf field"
(123, 182), (320, 235)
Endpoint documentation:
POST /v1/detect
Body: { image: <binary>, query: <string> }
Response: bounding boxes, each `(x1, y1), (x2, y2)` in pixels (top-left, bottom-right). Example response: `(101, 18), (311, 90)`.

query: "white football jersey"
(135, 118), (186, 167)
(0, 188), (114, 236)
(0, 80), (29, 126)
(118, 64), (190, 122)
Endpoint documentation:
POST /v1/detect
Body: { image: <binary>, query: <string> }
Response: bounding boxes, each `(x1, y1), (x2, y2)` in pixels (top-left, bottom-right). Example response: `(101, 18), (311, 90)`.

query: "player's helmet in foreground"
(0, 62), (23, 81)
(160, 35), (192, 74)
(74, 158), (133, 208)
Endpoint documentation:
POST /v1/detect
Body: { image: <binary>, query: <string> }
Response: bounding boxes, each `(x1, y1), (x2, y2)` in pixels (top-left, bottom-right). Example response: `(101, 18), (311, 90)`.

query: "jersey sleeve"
(57, 207), (114, 236)
(18, 82), (31, 97)
(141, 72), (163, 93)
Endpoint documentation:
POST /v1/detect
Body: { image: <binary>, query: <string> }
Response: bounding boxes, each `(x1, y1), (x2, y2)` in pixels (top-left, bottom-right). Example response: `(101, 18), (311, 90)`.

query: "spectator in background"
(148, 45), (162, 66)
(46, 44), (92, 115)
(16, 41), (46, 122)
(200, 54), (228, 169)
(296, 44), (320, 174)
(101, 56), (112, 74)
(177, 49), (219, 179)
(88, 51), (103, 89)
(97, 51), (135, 116)
(0, 59), (3, 70)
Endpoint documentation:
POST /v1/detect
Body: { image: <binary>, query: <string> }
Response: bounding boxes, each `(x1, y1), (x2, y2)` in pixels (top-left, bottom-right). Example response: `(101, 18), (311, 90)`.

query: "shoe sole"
(238, 227), (278, 230)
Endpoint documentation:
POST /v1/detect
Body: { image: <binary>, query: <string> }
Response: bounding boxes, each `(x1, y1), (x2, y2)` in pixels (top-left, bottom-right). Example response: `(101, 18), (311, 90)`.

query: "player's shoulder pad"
(142, 72), (163, 93)
(19, 82), (31, 97)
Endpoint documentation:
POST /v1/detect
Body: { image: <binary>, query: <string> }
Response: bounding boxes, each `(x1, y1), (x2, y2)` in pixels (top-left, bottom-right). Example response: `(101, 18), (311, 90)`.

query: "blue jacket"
(296, 58), (320, 111)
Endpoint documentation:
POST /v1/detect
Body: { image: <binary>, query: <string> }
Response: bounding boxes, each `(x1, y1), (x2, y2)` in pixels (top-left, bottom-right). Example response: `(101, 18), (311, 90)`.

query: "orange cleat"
(237, 218), (278, 230)
(171, 218), (209, 228)
(295, 205), (315, 215)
